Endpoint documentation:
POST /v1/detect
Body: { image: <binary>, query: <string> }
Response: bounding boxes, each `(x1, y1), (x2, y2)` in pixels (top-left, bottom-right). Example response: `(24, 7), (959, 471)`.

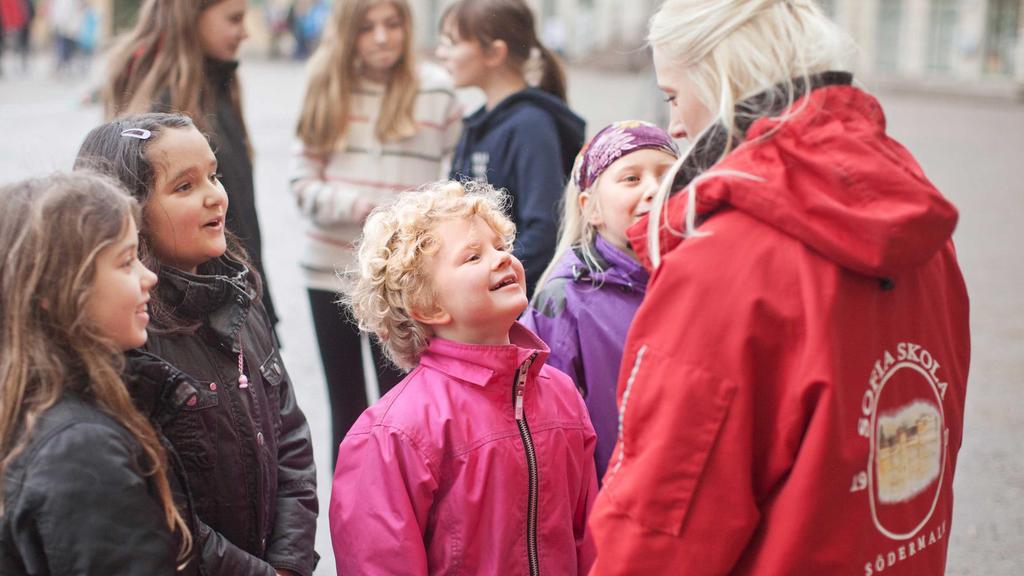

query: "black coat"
(143, 256), (318, 576)
(204, 58), (279, 329)
(0, 392), (195, 575)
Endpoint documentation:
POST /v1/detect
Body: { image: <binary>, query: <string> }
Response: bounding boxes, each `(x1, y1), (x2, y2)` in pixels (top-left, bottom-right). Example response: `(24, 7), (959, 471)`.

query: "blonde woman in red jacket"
(587, 1), (970, 575)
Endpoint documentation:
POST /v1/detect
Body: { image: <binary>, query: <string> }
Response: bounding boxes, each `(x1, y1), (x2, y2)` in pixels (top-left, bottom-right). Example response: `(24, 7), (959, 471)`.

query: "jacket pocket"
(165, 386), (219, 470)
(259, 350), (285, 432)
(602, 344), (737, 536)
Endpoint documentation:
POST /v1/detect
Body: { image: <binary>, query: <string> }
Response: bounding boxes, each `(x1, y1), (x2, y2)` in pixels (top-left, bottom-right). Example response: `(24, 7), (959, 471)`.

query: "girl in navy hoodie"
(436, 0), (585, 296)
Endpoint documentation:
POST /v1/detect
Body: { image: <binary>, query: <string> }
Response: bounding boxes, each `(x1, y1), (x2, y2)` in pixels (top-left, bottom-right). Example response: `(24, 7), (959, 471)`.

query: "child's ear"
(483, 39), (509, 68)
(409, 303), (451, 327)
(579, 191), (604, 227)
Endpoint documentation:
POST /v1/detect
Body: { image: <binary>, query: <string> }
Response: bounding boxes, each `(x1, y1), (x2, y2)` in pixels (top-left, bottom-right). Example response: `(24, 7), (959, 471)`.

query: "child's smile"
(420, 214), (527, 346)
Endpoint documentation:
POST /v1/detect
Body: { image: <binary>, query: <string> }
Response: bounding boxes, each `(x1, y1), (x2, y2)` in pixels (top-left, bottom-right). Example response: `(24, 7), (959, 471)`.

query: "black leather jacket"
(0, 393), (194, 575)
(143, 256), (318, 576)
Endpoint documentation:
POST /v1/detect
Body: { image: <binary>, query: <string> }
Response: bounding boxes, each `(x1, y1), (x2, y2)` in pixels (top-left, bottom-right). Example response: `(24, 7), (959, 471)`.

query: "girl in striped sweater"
(290, 0), (462, 463)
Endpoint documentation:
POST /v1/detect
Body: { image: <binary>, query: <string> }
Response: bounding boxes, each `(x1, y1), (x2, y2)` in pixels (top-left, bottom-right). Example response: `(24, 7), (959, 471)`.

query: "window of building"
(819, 0), (838, 20)
(984, 0), (1019, 75)
(927, 0), (960, 73)
(875, 0), (905, 73)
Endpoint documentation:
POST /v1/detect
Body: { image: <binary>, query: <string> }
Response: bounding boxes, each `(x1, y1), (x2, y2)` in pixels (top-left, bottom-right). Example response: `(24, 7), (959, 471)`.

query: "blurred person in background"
(15, 0), (34, 73)
(437, 0), (585, 298)
(288, 0), (329, 60)
(0, 0), (31, 75)
(291, 0), (461, 462)
(103, 0), (281, 336)
(49, 0), (83, 77)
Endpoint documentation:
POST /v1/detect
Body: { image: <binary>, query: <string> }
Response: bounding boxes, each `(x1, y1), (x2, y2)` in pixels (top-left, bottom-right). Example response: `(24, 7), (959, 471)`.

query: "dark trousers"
(308, 289), (405, 466)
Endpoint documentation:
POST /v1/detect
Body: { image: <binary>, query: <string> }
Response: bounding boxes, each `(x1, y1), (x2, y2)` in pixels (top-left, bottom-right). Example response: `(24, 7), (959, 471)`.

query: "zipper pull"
(514, 352), (538, 421)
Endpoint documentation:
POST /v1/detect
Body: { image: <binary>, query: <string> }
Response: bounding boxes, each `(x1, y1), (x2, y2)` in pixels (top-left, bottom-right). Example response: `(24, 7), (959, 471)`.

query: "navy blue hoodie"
(449, 88), (585, 295)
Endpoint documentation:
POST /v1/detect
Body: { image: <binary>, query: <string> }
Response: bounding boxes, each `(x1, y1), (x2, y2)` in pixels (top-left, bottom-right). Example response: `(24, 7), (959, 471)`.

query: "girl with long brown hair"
(0, 171), (193, 574)
(291, 0), (461, 461)
(104, 0), (280, 333)
(437, 0), (585, 297)
(76, 114), (318, 576)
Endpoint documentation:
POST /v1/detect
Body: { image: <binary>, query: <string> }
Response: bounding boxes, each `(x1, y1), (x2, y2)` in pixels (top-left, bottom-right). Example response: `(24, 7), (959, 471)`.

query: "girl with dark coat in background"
(437, 0), (585, 297)
(103, 0), (281, 332)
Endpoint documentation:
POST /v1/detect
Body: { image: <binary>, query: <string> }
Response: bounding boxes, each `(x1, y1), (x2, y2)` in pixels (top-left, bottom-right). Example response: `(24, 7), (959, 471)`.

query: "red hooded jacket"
(588, 84), (970, 575)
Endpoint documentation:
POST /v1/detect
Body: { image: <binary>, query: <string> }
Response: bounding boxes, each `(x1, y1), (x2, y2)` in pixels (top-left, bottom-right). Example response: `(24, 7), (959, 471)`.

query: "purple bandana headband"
(572, 120), (680, 192)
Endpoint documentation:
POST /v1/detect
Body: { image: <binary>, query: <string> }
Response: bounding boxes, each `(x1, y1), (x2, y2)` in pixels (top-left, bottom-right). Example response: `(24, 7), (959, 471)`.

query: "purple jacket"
(520, 236), (648, 482)
(329, 323), (598, 575)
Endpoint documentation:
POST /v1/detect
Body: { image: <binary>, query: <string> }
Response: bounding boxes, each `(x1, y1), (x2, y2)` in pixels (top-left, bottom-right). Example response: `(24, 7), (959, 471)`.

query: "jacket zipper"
(513, 351), (540, 576)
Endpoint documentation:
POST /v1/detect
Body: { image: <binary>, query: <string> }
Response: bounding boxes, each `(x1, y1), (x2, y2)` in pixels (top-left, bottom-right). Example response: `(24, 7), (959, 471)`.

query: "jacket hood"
(548, 235), (649, 291)
(630, 84), (958, 279)
(464, 88), (586, 175)
(156, 255), (254, 350)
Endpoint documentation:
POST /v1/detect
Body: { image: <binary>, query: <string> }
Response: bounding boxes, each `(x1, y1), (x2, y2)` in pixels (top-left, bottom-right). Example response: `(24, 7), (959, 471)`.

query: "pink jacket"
(330, 323), (598, 575)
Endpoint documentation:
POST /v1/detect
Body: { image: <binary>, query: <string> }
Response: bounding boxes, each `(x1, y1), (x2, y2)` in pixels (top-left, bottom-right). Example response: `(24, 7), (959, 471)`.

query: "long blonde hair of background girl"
(0, 172), (192, 564)
(647, 0), (850, 267)
(296, 0), (418, 155)
(533, 178), (590, 295)
(104, 0), (250, 141)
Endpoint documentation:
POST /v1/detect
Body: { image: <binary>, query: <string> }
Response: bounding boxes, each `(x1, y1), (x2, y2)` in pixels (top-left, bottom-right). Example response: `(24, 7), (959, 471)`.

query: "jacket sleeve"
(289, 141), (366, 226)
(330, 425), (438, 575)
(196, 521), (277, 576)
(266, 362), (319, 576)
(587, 250), (800, 574)
(12, 422), (180, 575)
(509, 118), (565, 288)
(575, 394), (599, 575)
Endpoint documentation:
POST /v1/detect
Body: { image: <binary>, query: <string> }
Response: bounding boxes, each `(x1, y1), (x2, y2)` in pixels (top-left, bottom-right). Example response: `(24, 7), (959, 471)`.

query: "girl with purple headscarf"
(521, 120), (678, 482)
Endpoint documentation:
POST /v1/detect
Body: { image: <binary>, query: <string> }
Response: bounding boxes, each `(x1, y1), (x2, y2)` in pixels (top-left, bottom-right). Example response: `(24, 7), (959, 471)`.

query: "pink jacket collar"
(418, 322), (551, 387)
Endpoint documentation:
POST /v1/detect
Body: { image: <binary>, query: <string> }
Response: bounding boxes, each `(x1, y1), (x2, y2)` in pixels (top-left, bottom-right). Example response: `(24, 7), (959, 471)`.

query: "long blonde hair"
(647, 0), (850, 266)
(104, 0), (249, 141)
(296, 0), (419, 155)
(0, 172), (192, 564)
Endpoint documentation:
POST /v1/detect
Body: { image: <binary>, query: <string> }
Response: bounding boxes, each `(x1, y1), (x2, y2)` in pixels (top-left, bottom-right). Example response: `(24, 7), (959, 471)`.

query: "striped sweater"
(290, 62), (462, 291)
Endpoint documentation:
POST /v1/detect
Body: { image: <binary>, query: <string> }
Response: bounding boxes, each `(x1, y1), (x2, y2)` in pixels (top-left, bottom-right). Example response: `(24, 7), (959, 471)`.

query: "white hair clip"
(120, 128), (152, 140)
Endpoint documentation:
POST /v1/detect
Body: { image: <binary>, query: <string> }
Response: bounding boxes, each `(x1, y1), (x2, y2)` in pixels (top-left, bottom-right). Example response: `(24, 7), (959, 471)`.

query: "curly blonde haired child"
(347, 180), (515, 369)
(332, 180), (598, 575)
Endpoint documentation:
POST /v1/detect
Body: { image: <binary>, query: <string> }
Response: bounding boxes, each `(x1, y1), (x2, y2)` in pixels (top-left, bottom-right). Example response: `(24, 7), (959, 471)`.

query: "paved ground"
(1, 55), (1022, 574)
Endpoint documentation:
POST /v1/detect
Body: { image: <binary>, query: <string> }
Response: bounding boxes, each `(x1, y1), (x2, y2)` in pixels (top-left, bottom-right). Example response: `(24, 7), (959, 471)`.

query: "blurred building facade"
(821, 0), (1022, 98)
(88, 0), (1021, 98)
(538, 0), (1023, 98)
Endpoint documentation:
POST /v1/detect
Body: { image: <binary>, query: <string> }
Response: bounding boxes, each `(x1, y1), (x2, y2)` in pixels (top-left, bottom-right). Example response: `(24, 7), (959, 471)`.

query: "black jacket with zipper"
(142, 255), (318, 576)
(0, 388), (199, 575)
